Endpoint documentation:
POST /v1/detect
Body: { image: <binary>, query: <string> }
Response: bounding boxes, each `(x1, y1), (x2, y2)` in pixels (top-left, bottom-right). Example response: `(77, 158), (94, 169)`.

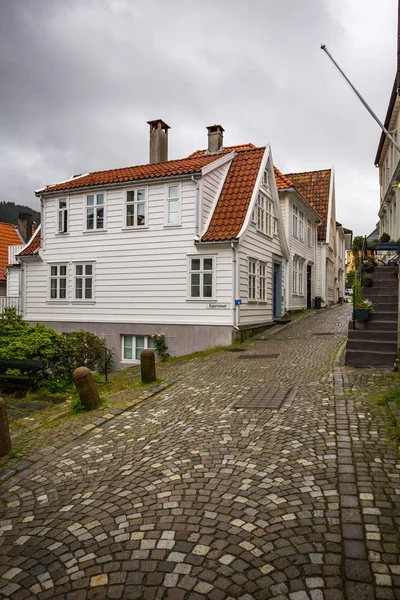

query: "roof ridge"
(85, 153), (218, 177)
(285, 168), (331, 176)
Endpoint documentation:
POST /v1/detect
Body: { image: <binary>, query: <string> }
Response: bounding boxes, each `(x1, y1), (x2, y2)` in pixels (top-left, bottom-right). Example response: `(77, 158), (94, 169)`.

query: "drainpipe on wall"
(191, 176), (200, 240)
(231, 242), (239, 330)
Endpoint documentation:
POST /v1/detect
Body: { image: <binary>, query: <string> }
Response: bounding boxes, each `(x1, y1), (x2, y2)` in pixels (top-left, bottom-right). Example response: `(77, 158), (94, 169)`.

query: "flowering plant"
(356, 299), (374, 312)
(151, 332), (170, 361)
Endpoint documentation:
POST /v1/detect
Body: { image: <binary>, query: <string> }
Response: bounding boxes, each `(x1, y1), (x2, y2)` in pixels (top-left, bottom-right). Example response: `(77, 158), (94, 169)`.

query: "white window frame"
(57, 198), (68, 234)
(299, 211), (304, 240)
(73, 262), (95, 301)
(248, 259), (257, 301)
(86, 192), (105, 231)
(165, 183), (181, 226)
(292, 205), (298, 238)
(307, 219), (312, 247)
(298, 261), (304, 295)
(122, 334), (155, 362)
(257, 193), (266, 234)
(49, 263), (68, 300)
(266, 200), (273, 237)
(259, 262), (267, 302)
(273, 217), (278, 236)
(292, 258), (298, 295)
(125, 187), (148, 228)
(188, 256), (215, 300)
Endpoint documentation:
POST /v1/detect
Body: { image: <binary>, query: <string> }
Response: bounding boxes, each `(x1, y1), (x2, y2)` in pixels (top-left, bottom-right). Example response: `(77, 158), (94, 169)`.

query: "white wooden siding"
(25, 180), (234, 326)
(201, 162), (231, 232)
(6, 268), (20, 297)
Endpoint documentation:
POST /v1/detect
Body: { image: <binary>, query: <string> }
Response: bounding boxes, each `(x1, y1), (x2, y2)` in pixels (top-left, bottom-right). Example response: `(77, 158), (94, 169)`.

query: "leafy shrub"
(57, 330), (106, 375)
(151, 333), (170, 361)
(379, 232), (391, 243)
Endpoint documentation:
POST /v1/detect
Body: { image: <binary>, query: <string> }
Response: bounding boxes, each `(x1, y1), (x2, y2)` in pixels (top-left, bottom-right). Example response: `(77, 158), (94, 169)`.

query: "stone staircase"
(345, 265), (398, 367)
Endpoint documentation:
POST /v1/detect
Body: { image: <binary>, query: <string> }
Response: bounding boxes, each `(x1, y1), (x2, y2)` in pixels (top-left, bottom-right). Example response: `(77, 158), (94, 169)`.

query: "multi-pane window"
(189, 257), (214, 299)
(292, 258), (298, 294)
(262, 169), (270, 191)
(298, 261), (304, 295)
(126, 188), (146, 227)
(257, 193), (266, 234)
(248, 259), (257, 301)
(299, 211), (304, 239)
(58, 199), (68, 233)
(166, 185), (180, 225)
(292, 205), (298, 237)
(307, 219), (312, 246)
(123, 335), (155, 361)
(75, 263), (93, 300)
(86, 193), (104, 230)
(273, 217), (278, 236)
(259, 262), (266, 301)
(266, 201), (273, 236)
(50, 264), (67, 299)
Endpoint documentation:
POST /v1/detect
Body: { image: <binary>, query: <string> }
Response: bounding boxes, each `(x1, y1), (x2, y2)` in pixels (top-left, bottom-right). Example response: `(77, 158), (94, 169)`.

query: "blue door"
(273, 263), (282, 318)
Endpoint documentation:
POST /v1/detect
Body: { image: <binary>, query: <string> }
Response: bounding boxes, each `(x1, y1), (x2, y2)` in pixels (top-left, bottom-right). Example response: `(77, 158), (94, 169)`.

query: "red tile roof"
(202, 147), (265, 242)
(18, 228), (41, 257)
(0, 223), (22, 281)
(284, 169), (331, 241)
(188, 144), (256, 159)
(38, 155), (230, 195)
(274, 167), (295, 190)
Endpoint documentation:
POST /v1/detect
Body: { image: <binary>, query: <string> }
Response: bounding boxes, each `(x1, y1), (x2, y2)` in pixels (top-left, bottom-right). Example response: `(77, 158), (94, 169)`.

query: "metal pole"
(321, 44), (400, 155)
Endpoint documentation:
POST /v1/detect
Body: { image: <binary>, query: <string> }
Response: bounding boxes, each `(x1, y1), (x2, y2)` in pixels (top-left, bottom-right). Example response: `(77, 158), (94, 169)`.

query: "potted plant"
(362, 274), (373, 288)
(355, 298), (374, 321)
(363, 260), (374, 273)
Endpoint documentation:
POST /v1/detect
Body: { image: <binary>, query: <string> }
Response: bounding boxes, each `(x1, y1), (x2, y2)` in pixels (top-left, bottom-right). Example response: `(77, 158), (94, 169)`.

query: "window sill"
(71, 300), (96, 305)
(186, 298), (217, 302)
(164, 224), (182, 228)
(256, 230), (273, 240)
(46, 300), (70, 305)
(55, 232), (69, 236)
(83, 230), (107, 234)
(120, 360), (140, 365)
(121, 226), (149, 231)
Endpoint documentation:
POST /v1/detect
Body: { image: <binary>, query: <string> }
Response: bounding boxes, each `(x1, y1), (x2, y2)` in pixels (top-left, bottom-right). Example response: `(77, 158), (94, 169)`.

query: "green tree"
(346, 270), (356, 288)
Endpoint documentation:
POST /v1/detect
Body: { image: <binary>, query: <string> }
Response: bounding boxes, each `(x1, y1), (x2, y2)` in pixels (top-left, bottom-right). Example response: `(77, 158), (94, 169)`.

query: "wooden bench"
(0, 359), (48, 391)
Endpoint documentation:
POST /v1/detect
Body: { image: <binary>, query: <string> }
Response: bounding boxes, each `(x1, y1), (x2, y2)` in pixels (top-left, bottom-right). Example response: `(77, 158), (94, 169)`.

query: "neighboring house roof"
(18, 226), (41, 257)
(284, 169), (331, 241)
(188, 144), (256, 159)
(367, 225), (379, 242)
(0, 222), (22, 281)
(202, 147), (265, 242)
(37, 154), (232, 195)
(274, 168), (295, 190)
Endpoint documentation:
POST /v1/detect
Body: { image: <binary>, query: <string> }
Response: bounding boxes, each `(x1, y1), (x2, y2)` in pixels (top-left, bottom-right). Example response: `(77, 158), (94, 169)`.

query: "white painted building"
(275, 169), (321, 310)
(19, 122), (290, 368)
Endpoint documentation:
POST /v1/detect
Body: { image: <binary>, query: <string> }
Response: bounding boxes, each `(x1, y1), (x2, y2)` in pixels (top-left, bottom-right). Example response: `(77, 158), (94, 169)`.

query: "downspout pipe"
(231, 241), (239, 330)
(191, 176), (200, 240)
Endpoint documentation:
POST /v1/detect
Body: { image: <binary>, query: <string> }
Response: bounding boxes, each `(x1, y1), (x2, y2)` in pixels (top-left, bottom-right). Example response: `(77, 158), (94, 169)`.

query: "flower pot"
(354, 320), (365, 330)
(355, 309), (368, 321)
(364, 279), (373, 287)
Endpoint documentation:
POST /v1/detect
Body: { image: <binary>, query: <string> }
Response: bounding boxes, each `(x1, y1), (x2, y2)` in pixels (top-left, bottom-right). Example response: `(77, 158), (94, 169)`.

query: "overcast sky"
(0, 0), (397, 235)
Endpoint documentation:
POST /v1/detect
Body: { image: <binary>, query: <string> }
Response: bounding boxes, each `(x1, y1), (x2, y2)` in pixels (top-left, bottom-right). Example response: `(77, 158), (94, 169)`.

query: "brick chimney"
(147, 119), (170, 164)
(18, 212), (33, 244)
(207, 125), (224, 154)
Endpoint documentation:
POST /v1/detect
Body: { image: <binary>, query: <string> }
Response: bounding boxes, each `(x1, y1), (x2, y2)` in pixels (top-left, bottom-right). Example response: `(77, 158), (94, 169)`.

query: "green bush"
(57, 330), (106, 375)
(379, 232), (391, 243)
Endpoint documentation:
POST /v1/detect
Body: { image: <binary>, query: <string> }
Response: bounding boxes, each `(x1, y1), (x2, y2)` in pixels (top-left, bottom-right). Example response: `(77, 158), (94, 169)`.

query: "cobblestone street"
(0, 305), (399, 600)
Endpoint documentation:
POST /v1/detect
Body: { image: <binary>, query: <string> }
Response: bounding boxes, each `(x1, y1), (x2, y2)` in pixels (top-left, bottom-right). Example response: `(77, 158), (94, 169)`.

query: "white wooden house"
(274, 169), (321, 310)
(18, 121), (290, 368)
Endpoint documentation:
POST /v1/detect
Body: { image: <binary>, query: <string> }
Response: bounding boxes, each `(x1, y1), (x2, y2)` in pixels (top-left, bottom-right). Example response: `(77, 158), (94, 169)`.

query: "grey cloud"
(0, 0), (395, 235)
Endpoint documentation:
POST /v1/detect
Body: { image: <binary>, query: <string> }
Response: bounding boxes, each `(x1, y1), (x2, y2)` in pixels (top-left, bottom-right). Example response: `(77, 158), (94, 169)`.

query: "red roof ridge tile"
(187, 144), (257, 159)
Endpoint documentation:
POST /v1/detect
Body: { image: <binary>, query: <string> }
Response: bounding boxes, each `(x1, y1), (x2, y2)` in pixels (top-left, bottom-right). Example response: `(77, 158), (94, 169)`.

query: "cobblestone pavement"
(0, 305), (399, 600)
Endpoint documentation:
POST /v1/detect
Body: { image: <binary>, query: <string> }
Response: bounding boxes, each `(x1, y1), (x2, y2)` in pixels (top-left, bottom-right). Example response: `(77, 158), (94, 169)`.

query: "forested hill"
(0, 201), (40, 225)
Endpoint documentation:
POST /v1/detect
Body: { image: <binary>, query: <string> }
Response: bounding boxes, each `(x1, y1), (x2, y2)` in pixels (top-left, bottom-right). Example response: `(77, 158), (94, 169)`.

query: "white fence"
(0, 297), (20, 313)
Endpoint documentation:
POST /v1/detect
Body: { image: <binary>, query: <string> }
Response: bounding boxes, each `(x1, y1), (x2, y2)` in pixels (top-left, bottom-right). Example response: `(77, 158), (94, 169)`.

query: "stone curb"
(1, 376), (183, 482)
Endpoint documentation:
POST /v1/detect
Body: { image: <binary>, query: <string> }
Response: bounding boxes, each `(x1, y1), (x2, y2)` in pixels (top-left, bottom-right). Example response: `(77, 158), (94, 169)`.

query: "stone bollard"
(0, 397), (11, 457)
(141, 349), (156, 384)
(73, 367), (101, 411)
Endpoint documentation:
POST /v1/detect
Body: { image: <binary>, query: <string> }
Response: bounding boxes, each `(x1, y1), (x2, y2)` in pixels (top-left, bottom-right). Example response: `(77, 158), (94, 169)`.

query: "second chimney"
(207, 125), (224, 154)
(18, 212), (33, 244)
(147, 119), (170, 164)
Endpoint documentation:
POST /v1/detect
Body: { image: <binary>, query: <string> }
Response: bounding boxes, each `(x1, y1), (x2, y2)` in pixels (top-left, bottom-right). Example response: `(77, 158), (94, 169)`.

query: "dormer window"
(58, 198), (68, 233)
(262, 169), (270, 189)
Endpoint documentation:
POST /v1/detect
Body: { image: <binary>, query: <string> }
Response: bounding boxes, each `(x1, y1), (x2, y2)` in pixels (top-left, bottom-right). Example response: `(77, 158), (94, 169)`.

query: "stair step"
(371, 303), (398, 312)
(369, 312), (398, 322)
(346, 340), (398, 352)
(363, 289), (398, 296)
(348, 330), (397, 342)
(365, 320), (398, 331)
(344, 349), (397, 367)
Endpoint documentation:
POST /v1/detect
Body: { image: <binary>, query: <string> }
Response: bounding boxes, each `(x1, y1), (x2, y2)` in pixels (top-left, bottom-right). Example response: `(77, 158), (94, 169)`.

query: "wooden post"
(141, 349), (156, 384)
(73, 367), (101, 411)
(0, 397), (11, 457)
